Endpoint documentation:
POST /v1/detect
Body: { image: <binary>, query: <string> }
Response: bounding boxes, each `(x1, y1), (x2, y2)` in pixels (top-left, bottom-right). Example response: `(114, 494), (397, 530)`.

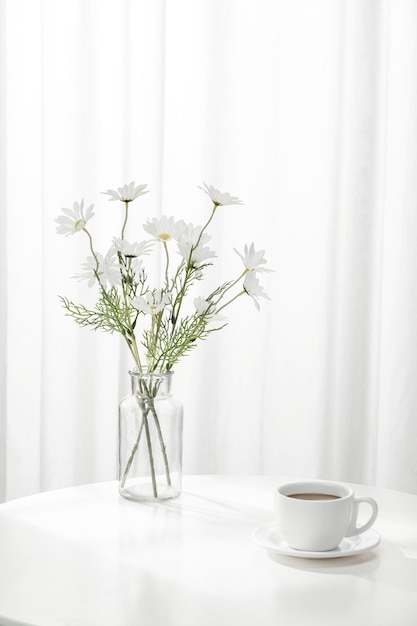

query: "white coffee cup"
(275, 480), (378, 552)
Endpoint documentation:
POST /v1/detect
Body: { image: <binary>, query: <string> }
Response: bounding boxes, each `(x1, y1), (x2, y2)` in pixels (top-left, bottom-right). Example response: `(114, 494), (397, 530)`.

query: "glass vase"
(118, 370), (183, 502)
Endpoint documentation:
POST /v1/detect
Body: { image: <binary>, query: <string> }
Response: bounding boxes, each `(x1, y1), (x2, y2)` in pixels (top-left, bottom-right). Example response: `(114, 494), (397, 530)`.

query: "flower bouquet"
(56, 181), (271, 500)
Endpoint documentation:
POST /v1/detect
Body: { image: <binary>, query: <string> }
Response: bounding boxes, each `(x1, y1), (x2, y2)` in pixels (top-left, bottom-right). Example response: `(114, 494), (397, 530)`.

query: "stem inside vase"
(119, 370), (182, 501)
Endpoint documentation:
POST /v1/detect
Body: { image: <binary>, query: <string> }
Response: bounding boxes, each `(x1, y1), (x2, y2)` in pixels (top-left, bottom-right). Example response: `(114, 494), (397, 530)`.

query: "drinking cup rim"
(277, 480), (353, 501)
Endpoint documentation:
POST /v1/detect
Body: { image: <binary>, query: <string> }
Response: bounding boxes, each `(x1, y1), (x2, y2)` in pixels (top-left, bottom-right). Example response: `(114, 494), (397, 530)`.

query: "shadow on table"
(0, 617), (41, 626)
(267, 547), (379, 570)
(266, 538), (417, 592)
(132, 490), (272, 527)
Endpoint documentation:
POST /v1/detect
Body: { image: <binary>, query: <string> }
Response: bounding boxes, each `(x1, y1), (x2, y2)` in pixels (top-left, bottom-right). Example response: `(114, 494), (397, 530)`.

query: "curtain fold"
(1, 0), (417, 502)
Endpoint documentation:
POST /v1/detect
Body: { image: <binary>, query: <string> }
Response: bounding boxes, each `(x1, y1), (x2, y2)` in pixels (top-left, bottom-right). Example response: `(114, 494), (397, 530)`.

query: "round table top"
(0, 475), (416, 626)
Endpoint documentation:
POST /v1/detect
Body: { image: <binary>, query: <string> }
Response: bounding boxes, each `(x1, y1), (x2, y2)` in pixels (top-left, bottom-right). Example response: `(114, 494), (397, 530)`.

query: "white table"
(0, 475), (416, 626)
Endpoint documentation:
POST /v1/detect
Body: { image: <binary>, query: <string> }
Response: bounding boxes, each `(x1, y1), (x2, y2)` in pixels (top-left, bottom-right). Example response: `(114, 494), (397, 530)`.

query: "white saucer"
(252, 522), (381, 559)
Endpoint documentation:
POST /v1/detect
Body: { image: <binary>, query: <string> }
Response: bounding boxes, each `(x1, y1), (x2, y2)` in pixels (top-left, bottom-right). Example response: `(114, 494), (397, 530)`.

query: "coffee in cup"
(275, 480), (378, 552)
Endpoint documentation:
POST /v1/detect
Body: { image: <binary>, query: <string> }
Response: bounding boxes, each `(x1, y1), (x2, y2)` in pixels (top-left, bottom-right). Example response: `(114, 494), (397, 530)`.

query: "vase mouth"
(129, 368), (173, 378)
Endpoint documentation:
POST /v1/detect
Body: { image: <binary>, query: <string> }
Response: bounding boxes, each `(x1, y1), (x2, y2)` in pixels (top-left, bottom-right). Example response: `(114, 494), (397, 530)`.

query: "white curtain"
(1, 0), (417, 502)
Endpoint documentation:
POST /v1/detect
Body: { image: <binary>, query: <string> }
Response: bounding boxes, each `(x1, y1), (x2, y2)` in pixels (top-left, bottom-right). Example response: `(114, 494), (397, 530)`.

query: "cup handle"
(346, 496), (378, 537)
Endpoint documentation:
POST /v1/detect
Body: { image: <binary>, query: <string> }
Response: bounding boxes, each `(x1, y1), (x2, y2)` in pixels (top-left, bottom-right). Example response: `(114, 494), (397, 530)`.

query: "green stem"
(126, 336), (142, 373)
(120, 408), (146, 488)
(149, 399), (172, 487)
(216, 290), (245, 314)
(121, 263), (143, 371)
(163, 241), (170, 290)
(212, 270), (248, 306)
(121, 201), (129, 240)
(143, 408), (158, 498)
(77, 230), (142, 406)
(170, 204), (217, 329)
(171, 264), (193, 329)
(83, 227), (102, 284)
(195, 203), (217, 249)
(121, 381), (171, 498)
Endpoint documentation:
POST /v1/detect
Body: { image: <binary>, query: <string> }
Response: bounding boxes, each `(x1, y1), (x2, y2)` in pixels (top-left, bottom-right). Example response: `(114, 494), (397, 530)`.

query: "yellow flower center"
(158, 233), (171, 241)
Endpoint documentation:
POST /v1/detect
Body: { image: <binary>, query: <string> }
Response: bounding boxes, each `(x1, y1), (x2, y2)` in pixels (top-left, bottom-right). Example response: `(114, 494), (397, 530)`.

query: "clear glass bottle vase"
(119, 370), (183, 501)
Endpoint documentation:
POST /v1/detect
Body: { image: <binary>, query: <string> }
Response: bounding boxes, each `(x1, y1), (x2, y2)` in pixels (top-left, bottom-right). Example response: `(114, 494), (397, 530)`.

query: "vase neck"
(129, 370), (173, 396)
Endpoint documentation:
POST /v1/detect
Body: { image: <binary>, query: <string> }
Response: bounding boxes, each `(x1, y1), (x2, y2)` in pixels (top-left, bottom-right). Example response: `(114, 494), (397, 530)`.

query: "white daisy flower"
(112, 237), (153, 258)
(74, 248), (121, 288)
(243, 272), (270, 311)
(130, 257), (145, 281)
(175, 221), (201, 244)
(176, 222), (216, 265)
(102, 181), (148, 203)
(194, 297), (227, 325)
(143, 216), (182, 242)
(178, 240), (216, 266)
(193, 296), (212, 315)
(234, 243), (272, 273)
(198, 182), (243, 207)
(131, 290), (170, 316)
(55, 199), (94, 236)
